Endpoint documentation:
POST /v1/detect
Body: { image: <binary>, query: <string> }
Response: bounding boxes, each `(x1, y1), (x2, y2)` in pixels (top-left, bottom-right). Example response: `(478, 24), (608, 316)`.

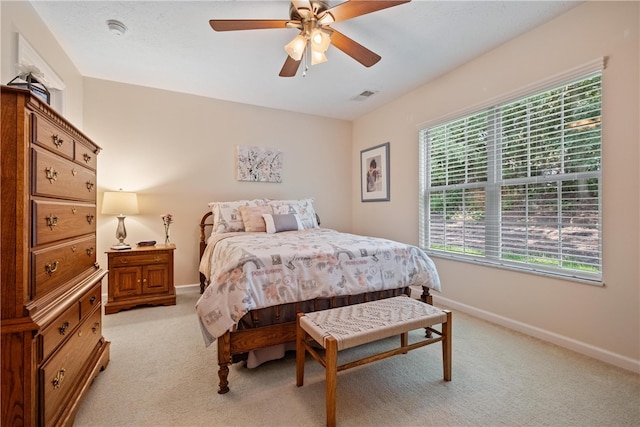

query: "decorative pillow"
(262, 213), (304, 234)
(209, 199), (266, 233)
(239, 205), (273, 232)
(267, 198), (319, 229)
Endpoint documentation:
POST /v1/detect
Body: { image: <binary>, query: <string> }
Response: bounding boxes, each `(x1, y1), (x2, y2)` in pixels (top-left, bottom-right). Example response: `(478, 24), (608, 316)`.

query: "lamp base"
(111, 243), (132, 250)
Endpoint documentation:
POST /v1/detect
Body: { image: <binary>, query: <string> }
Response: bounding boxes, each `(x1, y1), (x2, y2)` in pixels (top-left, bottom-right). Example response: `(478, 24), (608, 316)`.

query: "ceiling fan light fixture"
(310, 28), (331, 52)
(285, 34), (306, 61)
(310, 50), (328, 65)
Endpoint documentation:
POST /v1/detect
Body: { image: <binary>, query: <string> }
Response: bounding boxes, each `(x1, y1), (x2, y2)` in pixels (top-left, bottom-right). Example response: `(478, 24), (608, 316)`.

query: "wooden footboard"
(198, 210), (434, 394)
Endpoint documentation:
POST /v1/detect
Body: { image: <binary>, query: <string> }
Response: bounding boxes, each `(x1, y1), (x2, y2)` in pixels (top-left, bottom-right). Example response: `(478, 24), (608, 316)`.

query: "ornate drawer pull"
(86, 214), (95, 224)
(45, 167), (58, 183)
(46, 214), (58, 230)
(59, 321), (70, 335)
(45, 260), (59, 276)
(119, 259), (129, 264)
(71, 245), (77, 252)
(52, 134), (64, 148)
(71, 168), (77, 176)
(90, 295), (97, 305)
(72, 207), (77, 214)
(83, 153), (92, 163)
(86, 247), (94, 256)
(92, 322), (100, 334)
(86, 181), (94, 191)
(52, 369), (65, 389)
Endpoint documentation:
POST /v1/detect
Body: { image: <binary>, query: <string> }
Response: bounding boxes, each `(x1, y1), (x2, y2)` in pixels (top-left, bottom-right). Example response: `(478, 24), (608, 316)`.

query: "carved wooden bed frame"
(198, 211), (433, 394)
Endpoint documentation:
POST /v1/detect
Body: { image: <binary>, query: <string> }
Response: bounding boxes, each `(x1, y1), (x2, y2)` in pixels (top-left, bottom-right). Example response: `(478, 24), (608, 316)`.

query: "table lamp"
(102, 190), (139, 249)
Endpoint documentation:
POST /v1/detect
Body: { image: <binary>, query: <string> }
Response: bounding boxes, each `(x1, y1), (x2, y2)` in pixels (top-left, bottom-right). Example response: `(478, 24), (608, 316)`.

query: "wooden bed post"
(217, 332), (232, 394)
(199, 212), (213, 293)
(421, 285), (433, 305)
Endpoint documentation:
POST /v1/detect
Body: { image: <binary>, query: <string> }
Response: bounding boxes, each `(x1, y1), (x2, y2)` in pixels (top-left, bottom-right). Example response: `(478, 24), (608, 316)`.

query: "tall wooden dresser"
(1, 86), (110, 426)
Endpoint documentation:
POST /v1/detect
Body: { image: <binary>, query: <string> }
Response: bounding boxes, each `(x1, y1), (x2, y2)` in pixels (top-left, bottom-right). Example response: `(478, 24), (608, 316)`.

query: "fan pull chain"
(303, 42), (310, 77)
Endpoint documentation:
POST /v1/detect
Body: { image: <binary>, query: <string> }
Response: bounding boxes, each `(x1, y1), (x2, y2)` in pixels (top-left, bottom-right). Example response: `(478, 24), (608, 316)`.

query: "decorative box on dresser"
(105, 244), (176, 315)
(1, 86), (110, 426)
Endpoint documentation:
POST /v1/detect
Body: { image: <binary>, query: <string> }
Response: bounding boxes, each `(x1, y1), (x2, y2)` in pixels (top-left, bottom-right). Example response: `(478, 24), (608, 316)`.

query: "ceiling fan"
(209, 0), (411, 77)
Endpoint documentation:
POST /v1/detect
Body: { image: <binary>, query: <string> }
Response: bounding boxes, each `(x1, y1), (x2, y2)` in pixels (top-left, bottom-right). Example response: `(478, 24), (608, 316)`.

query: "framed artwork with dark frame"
(360, 142), (390, 202)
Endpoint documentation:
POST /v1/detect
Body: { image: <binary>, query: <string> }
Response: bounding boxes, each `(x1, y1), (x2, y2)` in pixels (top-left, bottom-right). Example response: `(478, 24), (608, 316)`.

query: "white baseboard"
(433, 295), (640, 374)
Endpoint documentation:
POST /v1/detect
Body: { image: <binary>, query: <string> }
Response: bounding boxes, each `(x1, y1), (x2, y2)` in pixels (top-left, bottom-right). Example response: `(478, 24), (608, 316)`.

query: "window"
(419, 70), (602, 283)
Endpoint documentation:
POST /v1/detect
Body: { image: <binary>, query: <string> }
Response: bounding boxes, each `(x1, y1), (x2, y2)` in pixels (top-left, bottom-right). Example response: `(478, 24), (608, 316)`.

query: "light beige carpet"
(74, 286), (639, 426)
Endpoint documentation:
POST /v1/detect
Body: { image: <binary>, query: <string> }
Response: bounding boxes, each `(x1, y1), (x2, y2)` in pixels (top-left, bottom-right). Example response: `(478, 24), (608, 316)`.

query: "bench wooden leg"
(442, 310), (452, 381)
(326, 337), (338, 427)
(296, 313), (306, 387)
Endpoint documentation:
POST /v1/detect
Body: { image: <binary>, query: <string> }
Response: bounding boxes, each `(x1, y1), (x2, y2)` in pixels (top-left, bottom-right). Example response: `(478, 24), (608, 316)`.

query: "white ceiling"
(29, 1), (579, 120)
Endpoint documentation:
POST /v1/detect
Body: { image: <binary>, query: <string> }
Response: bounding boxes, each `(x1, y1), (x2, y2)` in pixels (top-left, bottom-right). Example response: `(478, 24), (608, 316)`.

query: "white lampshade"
(102, 191), (139, 215)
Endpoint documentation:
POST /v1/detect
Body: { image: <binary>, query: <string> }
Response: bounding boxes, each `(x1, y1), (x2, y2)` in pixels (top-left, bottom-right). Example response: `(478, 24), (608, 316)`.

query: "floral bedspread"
(195, 228), (440, 346)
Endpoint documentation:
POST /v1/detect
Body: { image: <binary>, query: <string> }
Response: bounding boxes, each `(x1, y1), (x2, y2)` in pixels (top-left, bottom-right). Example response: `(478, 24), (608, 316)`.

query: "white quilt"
(196, 228), (440, 346)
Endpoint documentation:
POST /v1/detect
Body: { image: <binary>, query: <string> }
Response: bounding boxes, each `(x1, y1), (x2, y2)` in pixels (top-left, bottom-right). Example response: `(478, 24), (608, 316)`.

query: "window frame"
(418, 60), (604, 285)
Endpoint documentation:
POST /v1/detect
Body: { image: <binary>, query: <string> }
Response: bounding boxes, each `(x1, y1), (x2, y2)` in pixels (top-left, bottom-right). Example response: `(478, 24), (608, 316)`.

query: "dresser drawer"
(40, 308), (103, 426)
(32, 236), (97, 300)
(80, 282), (102, 320)
(32, 200), (96, 246)
(111, 252), (170, 267)
(40, 302), (80, 361)
(32, 147), (97, 202)
(32, 112), (74, 160)
(74, 142), (98, 171)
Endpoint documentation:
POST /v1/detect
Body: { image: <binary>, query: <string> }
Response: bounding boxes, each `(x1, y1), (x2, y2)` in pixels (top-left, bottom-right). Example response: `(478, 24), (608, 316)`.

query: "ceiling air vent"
(351, 90), (378, 101)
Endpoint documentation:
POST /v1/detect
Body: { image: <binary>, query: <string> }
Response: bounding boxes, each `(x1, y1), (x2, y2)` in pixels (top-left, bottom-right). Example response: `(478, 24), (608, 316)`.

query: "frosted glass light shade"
(285, 34), (306, 61)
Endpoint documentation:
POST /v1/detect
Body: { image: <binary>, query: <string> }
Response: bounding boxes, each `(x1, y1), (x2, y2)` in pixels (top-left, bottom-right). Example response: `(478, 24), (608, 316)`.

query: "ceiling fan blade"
(329, 29), (381, 67)
(279, 56), (302, 77)
(209, 19), (291, 31)
(322, 0), (411, 24)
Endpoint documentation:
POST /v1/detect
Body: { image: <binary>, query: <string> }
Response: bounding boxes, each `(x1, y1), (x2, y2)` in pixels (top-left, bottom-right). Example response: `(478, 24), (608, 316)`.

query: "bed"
(195, 199), (441, 394)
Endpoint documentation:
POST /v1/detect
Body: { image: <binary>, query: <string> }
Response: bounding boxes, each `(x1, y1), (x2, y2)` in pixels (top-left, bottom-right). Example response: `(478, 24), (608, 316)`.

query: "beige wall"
(352, 1), (639, 370)
(82, 79), (352, 287)
(3, 1), (638, 372)
(1, 1), (84, 124)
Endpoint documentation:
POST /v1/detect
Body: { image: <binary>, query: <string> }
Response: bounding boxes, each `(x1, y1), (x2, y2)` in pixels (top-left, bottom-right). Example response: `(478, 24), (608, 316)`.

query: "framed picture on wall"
(360, 142), (390, 202)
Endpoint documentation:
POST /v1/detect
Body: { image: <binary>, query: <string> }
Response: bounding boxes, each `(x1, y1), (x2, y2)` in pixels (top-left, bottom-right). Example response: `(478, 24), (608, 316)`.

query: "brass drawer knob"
(52, 134), (64, 148)
(46, 214), (58, 230)
(45, 167), (58, 183)
(86, 181), (94, 192)
(51, 369), (65, 389)
(83, 153), (92, 163)
(86, 214), (95, 224)
(45, 260), (59, 276)
(59, 321), (70, 336)
(86, 247), (94, 256)
(89, 295), (97, 305)
(92, 322), (100, 334)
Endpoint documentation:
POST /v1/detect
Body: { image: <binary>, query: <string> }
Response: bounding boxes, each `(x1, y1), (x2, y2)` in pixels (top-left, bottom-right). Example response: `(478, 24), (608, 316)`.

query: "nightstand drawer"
(32, 200), (96, 246)
(110, 252), (170, 267)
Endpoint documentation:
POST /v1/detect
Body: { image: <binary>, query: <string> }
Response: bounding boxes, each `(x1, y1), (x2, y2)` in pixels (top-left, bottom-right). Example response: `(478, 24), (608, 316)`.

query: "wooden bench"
(296, 295), (452, 427)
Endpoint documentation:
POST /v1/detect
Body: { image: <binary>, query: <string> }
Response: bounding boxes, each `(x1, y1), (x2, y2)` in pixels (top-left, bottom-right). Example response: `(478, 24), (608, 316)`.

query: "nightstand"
(105, 244), (176, 314)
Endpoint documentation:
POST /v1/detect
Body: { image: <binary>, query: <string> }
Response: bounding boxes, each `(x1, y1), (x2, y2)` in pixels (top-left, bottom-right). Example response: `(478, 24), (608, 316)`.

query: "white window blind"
(419, 71), (602, 283)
